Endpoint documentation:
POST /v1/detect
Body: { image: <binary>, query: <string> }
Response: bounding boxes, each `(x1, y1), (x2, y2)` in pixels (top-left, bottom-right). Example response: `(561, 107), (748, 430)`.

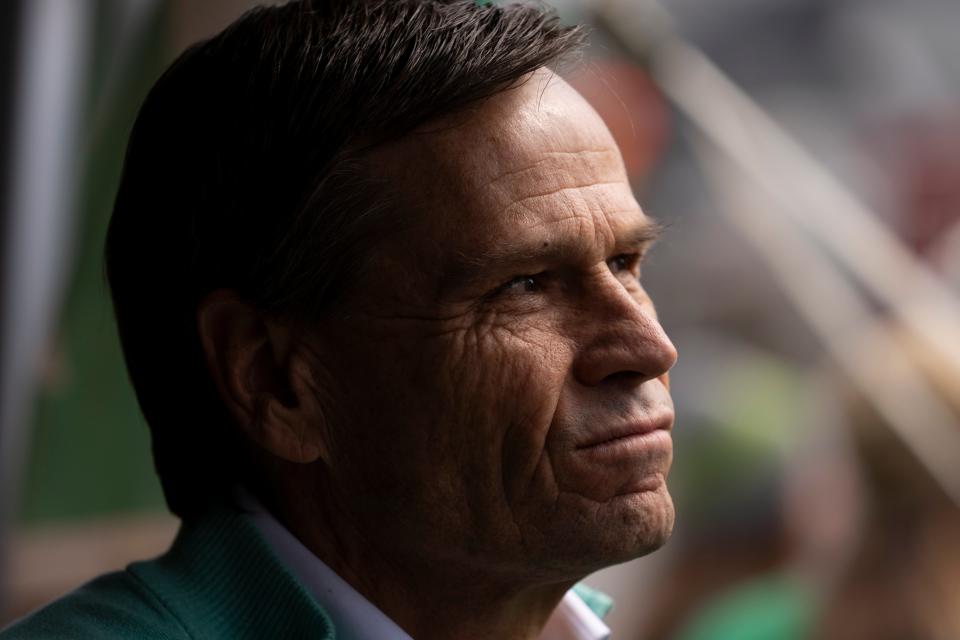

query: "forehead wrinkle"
(498, 170), (638, 230)
(488, 148), (621, 189)
(511, 178), (655, 245)
(501, 180), (625, 217)
(445, 206), (656, 280)
(483, 136), (627, 203)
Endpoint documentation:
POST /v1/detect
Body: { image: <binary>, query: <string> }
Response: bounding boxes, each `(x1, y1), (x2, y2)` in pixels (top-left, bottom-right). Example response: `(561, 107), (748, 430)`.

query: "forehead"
(368, 72), (646, 262)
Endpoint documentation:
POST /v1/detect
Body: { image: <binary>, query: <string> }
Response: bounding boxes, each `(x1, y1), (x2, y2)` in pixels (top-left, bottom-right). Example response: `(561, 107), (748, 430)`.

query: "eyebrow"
(438, 216), (664, 296)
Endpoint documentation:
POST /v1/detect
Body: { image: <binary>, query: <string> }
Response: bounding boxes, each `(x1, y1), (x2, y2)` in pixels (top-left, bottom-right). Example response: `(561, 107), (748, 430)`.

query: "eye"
(502, 274), (541, 294)
(607, 253), (641, 275)
(483, 272), (548, 303)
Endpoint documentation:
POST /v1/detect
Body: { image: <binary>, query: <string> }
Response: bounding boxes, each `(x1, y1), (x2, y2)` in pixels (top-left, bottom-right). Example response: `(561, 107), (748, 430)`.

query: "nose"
(572, 276), (678, 388)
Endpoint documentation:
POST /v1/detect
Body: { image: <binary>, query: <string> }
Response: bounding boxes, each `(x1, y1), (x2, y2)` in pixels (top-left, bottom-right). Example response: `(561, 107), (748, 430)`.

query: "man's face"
(303, 71), (677, 581)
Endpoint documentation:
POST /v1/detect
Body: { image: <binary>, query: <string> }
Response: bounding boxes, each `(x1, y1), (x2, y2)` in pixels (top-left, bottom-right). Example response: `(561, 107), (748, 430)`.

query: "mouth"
(575, 411), (674, 452)
(564, 410), (675, 498)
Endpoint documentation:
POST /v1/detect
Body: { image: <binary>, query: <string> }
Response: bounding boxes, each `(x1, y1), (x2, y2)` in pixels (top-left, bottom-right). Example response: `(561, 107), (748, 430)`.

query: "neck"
(255, 477), (577, 640)
(382, 576), (572, 640)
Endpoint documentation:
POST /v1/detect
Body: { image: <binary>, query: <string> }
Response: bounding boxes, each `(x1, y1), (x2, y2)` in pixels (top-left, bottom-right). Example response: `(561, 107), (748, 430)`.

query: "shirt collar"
(238, 490), (610, 640)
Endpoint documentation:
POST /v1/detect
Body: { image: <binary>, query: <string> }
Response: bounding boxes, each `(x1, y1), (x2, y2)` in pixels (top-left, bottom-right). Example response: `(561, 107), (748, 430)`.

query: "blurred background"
(1, 0), (958, 637)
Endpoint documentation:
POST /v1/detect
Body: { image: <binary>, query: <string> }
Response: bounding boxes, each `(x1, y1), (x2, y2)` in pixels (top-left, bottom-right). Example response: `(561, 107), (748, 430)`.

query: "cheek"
(436, 321), (576, 555)
(320, 316), (576, 550)
(426, 320), (571, 460)
(392, 321), (571, 487)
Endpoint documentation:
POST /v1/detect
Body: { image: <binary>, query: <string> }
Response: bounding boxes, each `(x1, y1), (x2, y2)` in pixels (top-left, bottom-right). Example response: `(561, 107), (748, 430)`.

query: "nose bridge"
(574, 271), (677, 386)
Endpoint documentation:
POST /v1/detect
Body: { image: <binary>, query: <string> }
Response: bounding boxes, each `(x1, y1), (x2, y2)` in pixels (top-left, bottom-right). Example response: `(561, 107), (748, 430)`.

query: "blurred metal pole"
(690, 133), (960, 506)
(591, 0), (960, 503)
(0, 0), (91, 618)
(594, 0), (960, 373)
(0, 0), (24, 619)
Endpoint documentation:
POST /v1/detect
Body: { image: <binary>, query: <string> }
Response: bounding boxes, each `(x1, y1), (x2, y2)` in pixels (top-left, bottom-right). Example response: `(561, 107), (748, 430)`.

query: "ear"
(196, 290), (328, 464)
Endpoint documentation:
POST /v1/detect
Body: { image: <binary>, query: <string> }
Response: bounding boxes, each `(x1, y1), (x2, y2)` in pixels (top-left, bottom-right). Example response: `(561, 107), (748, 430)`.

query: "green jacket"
(1, 505), (612, 639)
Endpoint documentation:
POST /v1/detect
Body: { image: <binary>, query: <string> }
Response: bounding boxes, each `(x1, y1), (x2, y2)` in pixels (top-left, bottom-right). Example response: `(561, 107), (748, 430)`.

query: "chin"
(606, 484), (676, 560)
(534, 483), (676, 576)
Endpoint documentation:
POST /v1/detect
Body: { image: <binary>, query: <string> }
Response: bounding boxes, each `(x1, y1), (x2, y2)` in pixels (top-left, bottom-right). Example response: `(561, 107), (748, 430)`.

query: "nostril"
(602, 370), (646, 385)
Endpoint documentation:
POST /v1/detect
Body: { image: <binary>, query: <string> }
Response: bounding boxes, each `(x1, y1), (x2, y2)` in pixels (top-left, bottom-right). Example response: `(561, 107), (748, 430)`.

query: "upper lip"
(576, 410), (674, 450)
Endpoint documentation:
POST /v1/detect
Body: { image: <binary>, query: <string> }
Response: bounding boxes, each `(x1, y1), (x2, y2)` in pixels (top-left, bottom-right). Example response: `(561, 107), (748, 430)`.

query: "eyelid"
(484, 248), (651, 300)
(607, 252), (644, 272)
(487, 272), (545, 298)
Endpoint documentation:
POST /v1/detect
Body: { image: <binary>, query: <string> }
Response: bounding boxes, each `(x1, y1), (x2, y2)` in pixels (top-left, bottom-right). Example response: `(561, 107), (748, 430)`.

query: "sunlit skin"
(199, 69), (677, 640)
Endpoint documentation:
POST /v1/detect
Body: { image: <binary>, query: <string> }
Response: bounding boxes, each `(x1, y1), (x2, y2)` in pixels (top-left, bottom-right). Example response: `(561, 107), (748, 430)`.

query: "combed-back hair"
(105, 0), (585, 520)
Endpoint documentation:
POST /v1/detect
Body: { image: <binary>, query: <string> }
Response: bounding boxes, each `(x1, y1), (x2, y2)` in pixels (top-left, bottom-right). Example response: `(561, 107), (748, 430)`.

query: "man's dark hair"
(105, 0), (584, 520)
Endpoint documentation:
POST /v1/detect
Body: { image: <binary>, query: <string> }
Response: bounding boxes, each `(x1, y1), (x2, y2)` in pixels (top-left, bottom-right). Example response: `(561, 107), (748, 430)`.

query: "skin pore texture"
(198, 69), (678, 640)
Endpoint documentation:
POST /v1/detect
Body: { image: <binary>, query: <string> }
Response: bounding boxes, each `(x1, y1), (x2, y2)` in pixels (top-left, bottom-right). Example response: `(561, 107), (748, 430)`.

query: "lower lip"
(579, 429), (672, 457)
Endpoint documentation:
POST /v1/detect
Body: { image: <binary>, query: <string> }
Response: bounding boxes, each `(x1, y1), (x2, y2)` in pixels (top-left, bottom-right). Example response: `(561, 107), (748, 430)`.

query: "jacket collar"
(130, 504), (335, 639)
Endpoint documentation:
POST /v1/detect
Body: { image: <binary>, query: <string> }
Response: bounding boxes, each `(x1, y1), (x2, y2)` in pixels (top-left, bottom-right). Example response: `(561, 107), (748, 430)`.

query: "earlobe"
(257, 336), (333, 465)
(196, 289), (328, 465)
(287, 354), (334, 464)
(258, 397), (325, 464)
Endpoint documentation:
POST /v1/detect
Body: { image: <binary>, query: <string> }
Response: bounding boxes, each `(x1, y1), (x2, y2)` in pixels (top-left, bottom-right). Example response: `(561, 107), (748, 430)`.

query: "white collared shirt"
(239, 492), (610, 640)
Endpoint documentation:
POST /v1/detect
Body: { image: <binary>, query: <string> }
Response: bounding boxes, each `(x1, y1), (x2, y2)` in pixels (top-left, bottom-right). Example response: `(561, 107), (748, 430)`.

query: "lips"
(576, 410), (674, 451)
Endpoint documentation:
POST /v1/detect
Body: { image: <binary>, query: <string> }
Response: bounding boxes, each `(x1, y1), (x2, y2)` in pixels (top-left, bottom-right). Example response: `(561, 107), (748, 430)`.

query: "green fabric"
(673, 574), (815, 640)
(1, 505), (335, 639)
(2, 503), (613, 638)
(572, 583), (614, 620)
